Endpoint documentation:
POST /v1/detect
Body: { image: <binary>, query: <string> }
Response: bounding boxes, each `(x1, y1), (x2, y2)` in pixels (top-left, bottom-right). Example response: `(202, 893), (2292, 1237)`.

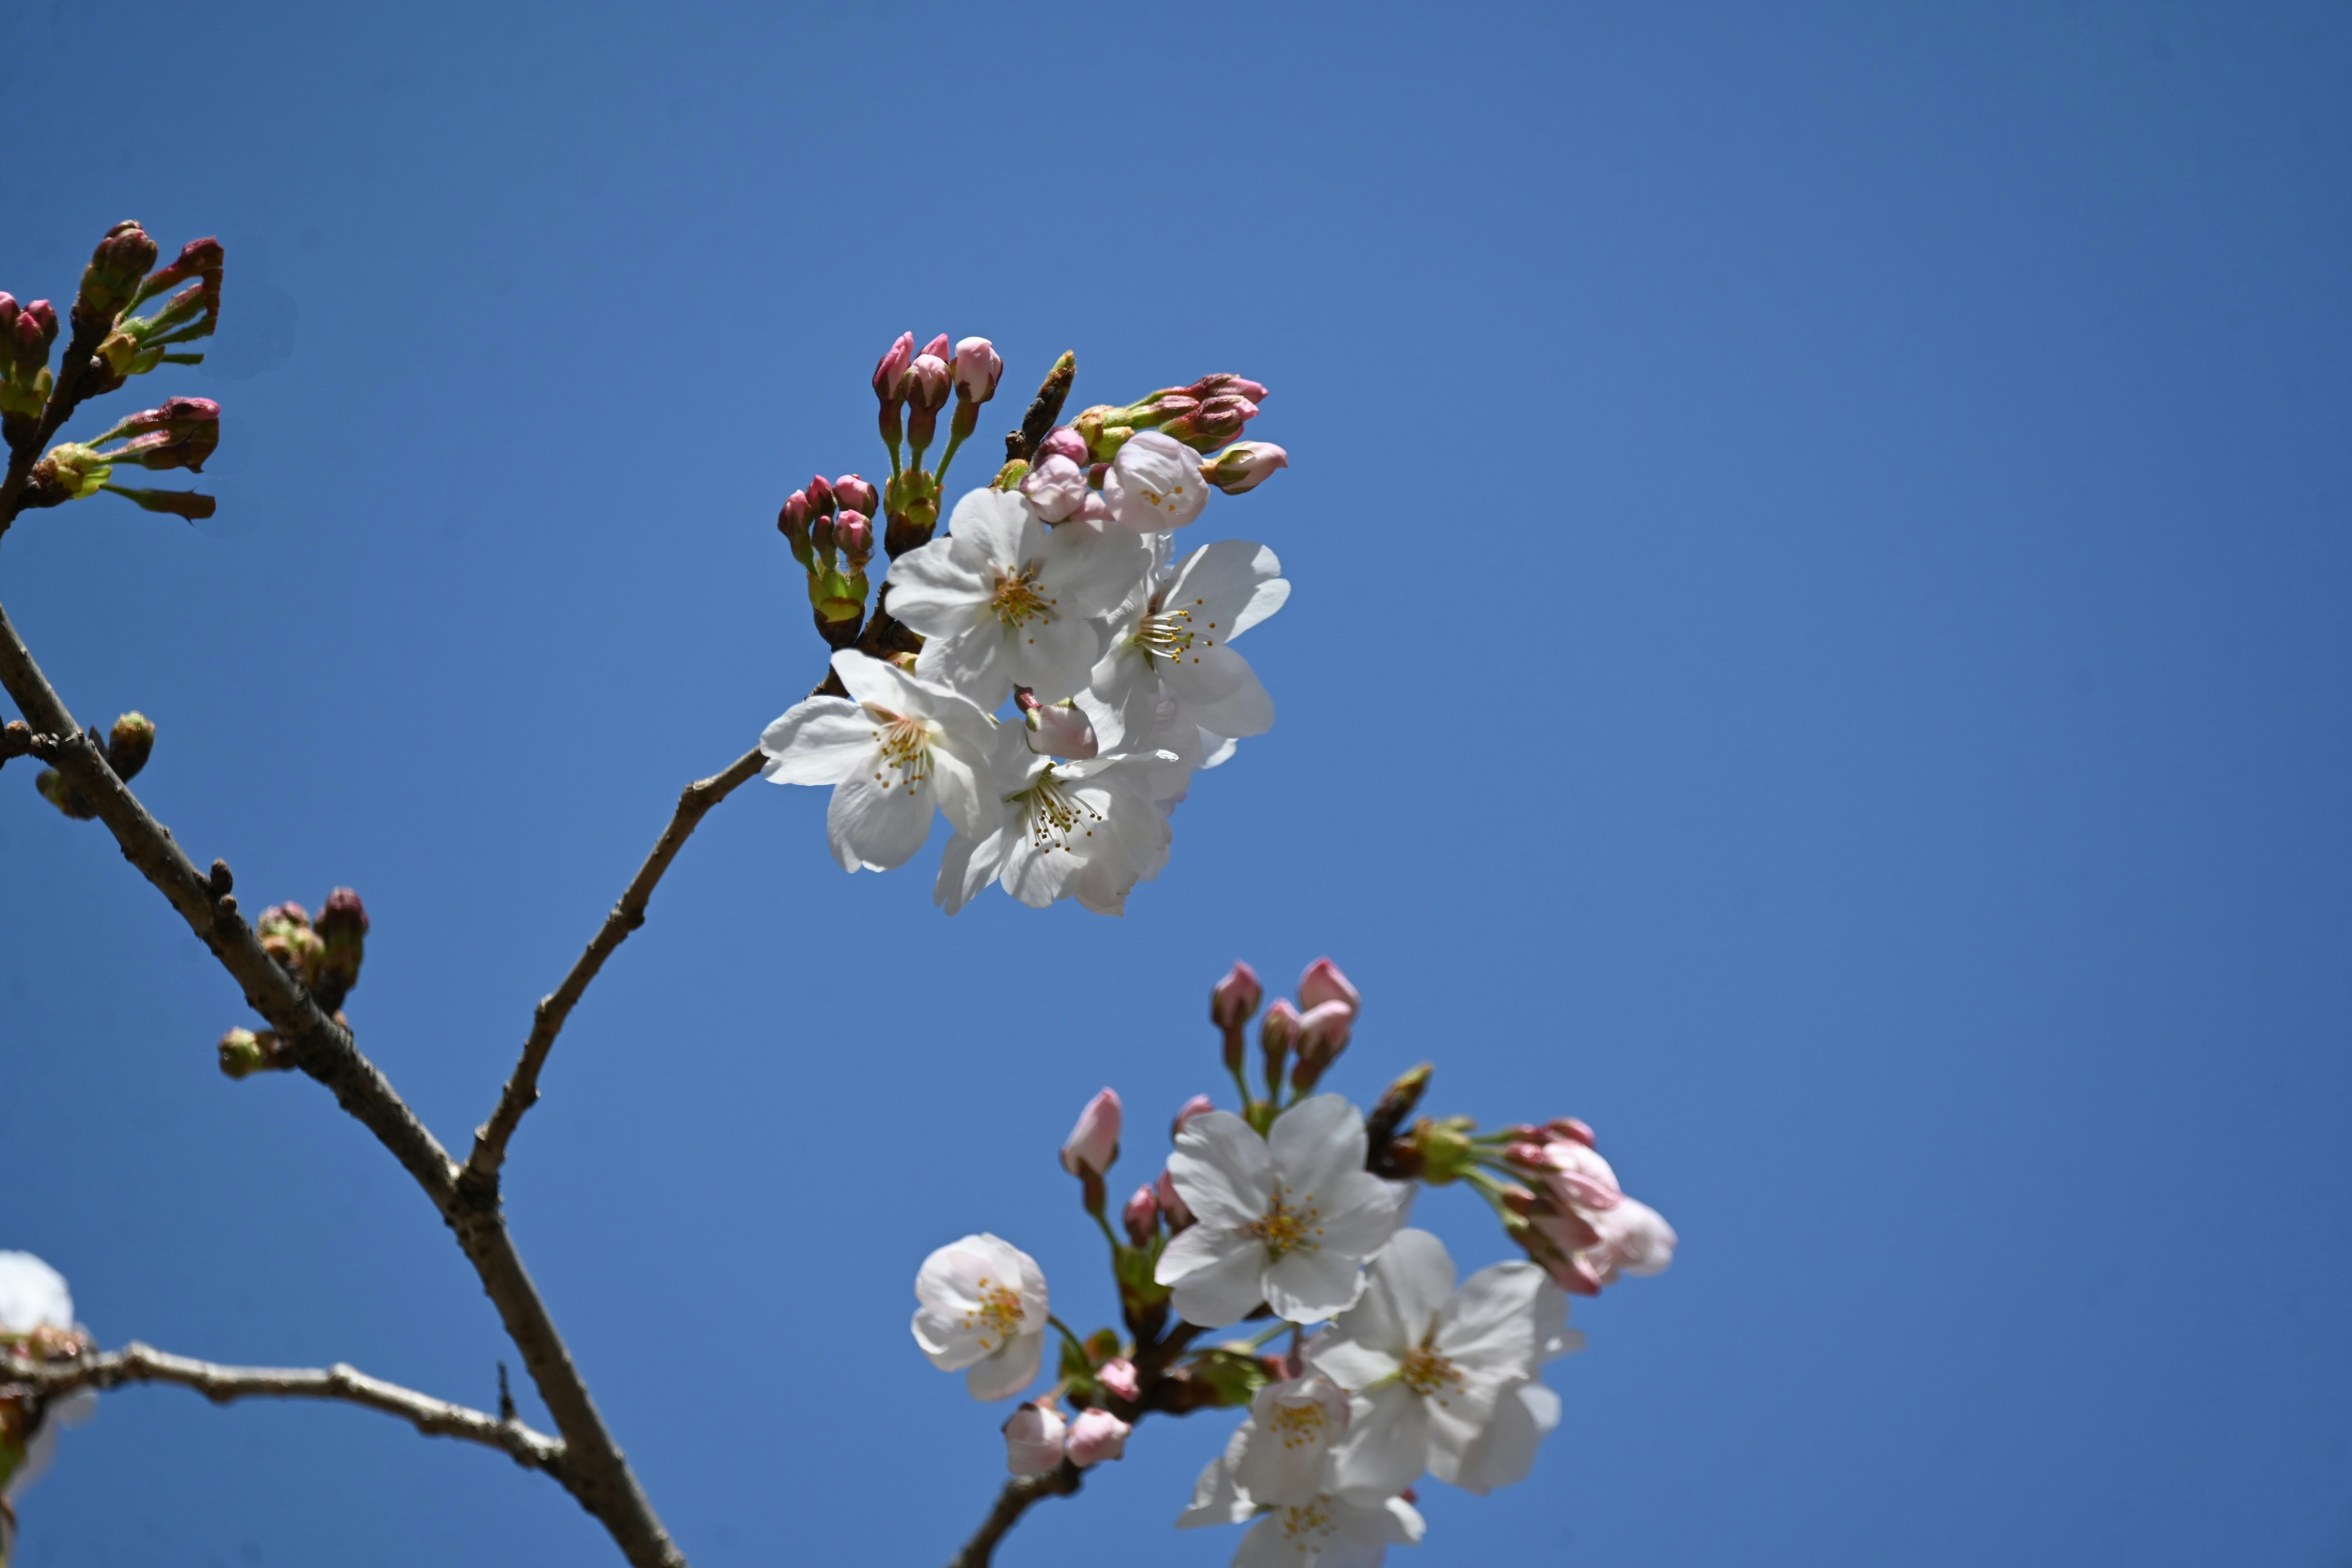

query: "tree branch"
(461, 745), (766, 1197)
(947, 1463), (1084, 1568)
(4, 1344), (564, 1472)
(0, 594), (687, 1568)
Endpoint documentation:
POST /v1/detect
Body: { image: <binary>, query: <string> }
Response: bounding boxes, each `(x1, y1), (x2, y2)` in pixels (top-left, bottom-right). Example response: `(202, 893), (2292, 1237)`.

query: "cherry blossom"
(911, 1234), (1051, 1401)
(1155, 1096), (1405, 1326)
(1102, 430), (1211, 531)
(933, 733), (1175, 917)
(1088, 536), (1288, 751)
(1178, 1436), (1426, 1567)
(1231, 1374), (1352, 1506)
(1309, 1229), (1570, 1498)
(1066, 1408), (1131, 1467)
(886, 487), (1144, 706)
(1444, 1378), (1562, 1496)
(1003, 1400), (1068, 1476)
(760, 650), (998, 873)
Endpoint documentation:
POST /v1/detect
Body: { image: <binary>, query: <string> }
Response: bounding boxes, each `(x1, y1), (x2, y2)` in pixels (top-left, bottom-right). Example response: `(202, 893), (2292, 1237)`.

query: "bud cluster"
(870, 331), (1005, 557)
(87, 232), (226, 397)
(0, 295), (61, 433)
(248, 887), (371, 1014)
(777, 472), (879, 649)
(31, 712), (156, 821)
(1202, 957), (1361, 1125)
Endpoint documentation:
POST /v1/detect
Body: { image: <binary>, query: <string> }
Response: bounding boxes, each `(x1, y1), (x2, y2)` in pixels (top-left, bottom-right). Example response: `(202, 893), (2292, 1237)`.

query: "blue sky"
(2, 1), (2348, 1564)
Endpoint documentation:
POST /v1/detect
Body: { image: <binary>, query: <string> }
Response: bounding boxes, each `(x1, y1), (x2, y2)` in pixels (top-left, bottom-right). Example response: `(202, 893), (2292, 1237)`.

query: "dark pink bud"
(872, 331), (913, 405)
(1210, 961), (1262, 1030)
(832, 473), (878, 514)
(1122, 1185), (1159, 1245)
(108, 396), (221, 473)
(834, 510), (872, 559)
(1504, 1141), (1550, 1170)
(317, 886), (369, 939)
(780, 491), (810, 537)
(1297, 959), (1359, 1016)
(907, 352), (952, 414)
(1548, 1117), (1597, 1147)
(1187, 374), (1268, 404)
(143, 236), (224, 296)
(920, 333), (951, 363)
(805, 473), (835, 514)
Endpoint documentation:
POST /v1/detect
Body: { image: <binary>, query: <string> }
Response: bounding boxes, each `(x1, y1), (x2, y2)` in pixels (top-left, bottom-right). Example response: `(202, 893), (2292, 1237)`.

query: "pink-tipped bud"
(1548, 1116), (1597, 1147)
(1123, 1185), (1159, 1245)
(835, 511), (873, 562)
(1188, 374), (1269, 404)
(1261, 997), (1300, 1054)
(1019, 453), (1088, 524)
(1170, 1094), (1215, 1142)
(953, 337), (1003, 404)
(1060, 1088), (1123, 1178)
(1003, 1401), (1068, 1477)
(1035, 426), (1090, 466)
(1294, 999), (1354, 1071)
(805, 473), (835, 514)
(106, 396), (221, 473)
(1204, 442), (1290, 495)
(1210, 962), (1262, 1031)
(1297, 958), (1360, 1016)
(1065, 1408), (1131, 1468)
(1097, 1358), (1140, 1404)
(907, 352), (952, 414)
(833, 473), (878, 514)
(920, 333), (951, 363)
(1020, 695), (1098, 758)
(779, 491), (812, 552)
(1155, 1166), (1193, 1230)
(872, 332), (914, 405)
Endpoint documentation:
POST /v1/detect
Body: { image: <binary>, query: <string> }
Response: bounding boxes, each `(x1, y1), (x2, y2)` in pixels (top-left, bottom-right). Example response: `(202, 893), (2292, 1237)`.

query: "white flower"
(886, 487), (1145, 706)
(1178, 1438), (1425, 1567)
(1232, 1374), (1352, 1505)
(0, 1252), (71, 1336)
(934, 728), (1175, 917)
(761, 650), (1000, 873)
(910, 1233), (1050, 1401)
(1309, 1229), (1572, 1499)
(1103, 431), (1210, 531)
(1155, 1096), (1405, 1326)
(1444, 1378), (1562, 1496)
(1088, 536), (1288, 752)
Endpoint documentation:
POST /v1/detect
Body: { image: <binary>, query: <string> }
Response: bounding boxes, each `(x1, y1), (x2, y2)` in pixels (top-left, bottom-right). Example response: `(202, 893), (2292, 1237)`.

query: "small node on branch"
(217, 1027), (295, 1079)
(208, 858), (233, 896)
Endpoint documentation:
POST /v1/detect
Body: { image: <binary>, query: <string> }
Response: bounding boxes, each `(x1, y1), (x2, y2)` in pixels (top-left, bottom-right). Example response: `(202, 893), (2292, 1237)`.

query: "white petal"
(1308, 1338), (1401, 1393)
(915, 623), (1014, 710)
(758, 698), (870, 785)
(1436, 1378), (1558, 1494)
(1159, 641), (1252, 706)
(1332, 1381), (1431, 1502)
(1166, 537), (1288, 638)
(0, 1253), (72, 1335)
(880, 536), (989, 630)
(1310, 1174), (1405, 1263)
(1182, 658), (1275, 739)
(1041, 519), (1151, 617)
(944, 486), (1038, 569)
(1005, 612), (1101, 705)
(1169, 1110), (1277, 1229)
(1336, 1230), (1453, 1354)
(1435, 1261), (1545, 1381)
(1176, 1454), (1256, 1529)
(1265, 1246), (1370, 1323)
(825, 768), (933, 872)
(965, 1329), (1044, 1401)
(1167, 1237), (1270, 1328)
(1269, 1096), (1370, 1202)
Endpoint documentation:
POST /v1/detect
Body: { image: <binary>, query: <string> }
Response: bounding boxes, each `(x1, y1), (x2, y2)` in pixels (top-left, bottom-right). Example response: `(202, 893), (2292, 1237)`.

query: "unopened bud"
(1003, 1401), (1068, 1477)
(953, 337), (1003, 404)
(1170, 1094), (1215, 1142)
(1548, 1116), (1597, 1147)
(919, 333), (951, 363)
(1018, 453), (1088, 524)
(258, 902), (323, 984)
(1034, 426), (1089, 466)
(907, 352), (952, 413)
(105, 712), (155, 782)
(1019, 693), (1097, 758)
(1123, 1185), (1159, 1245)
(1289, 998), (1354, 1090)
(75, 221), (159, 328)
(1155, 1166), (1193, 1230)
(134, 236), (224, 309)
(1060, 1088), (1123, 1180)
(1260, 997), (1299, 1090)
(1161, 395), (1259, 453)
(834, 510), (873, 565)
(832, 473), (878, 514)
(217, 1028), (271, 1079)
(805, 473), (835, 514)
(1210, 962), (1262, 1031)
(872, 331), (913, 405)
(1066, 1408), (1131, 1467)
(1203, 442), (1290, 495)
(102, 396), (221, 473)
(778, 491), (812, 560)
(313, 887), (369, 1012)
(34, 768), (96, 819)
(1096, 1357), (1140, 1404)
(1297, 958), (1359, 1016)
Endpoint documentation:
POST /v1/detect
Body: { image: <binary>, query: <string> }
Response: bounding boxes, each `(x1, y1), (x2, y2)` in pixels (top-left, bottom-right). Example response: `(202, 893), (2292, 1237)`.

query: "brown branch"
(461, 744), (766, 1197)
(6, 1343), (563, 1472)
(0, 594), (686, 1568)
(947, 1462), (1084, 1568)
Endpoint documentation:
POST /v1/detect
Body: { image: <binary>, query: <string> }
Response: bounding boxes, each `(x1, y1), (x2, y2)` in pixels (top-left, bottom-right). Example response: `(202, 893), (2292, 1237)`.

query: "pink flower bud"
(1203, 442), (1290, 495)
(1261, 997), (1300, 1053)
(1155, 1166), (1193, 1230)
(1586, 1196), (1678, 1281)
(1170, 1094), (1215, 1142)
(1003, 1401), (1068, 1477)
(1022, 697), (1098, 759)
(1065, 1408), (1131, 1468)
(1059, 1087), (1122, 1178)
(1548, 1116), (1597, 1147)
(921, 333), (951, 362)
(872, 332), (914, 405)
(1294, 999), (1354, 1069)
(1096, 1358), (1140, 1404)
(907, 352), (952, 413)
(1122, 1185), (1159, 1245)
(1297, 958), (1360, 1016)
(953, 337), (1003, 404)
(1187, 374), (1268, 404)
(1210, 962), (1262, 1031)
(1018, 453), (1088, 524)
(1035, 426), (1090, 465)
(835, 511), (872, 561)
(832, 473), (879, 515)
(805, 473), (835, 514)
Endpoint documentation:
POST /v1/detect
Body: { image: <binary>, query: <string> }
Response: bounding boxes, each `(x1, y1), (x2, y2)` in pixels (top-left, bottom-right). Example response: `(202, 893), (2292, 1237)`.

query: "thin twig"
(0, 595), (686, 1568)
(947, 1463), (1085, 1568)
(461, 745), (766, 1197)
(5, 1344), (564, 1472)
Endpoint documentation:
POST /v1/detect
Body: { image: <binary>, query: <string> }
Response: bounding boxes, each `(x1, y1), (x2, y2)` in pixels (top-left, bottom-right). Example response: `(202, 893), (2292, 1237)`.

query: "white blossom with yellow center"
(934, 726), (1176, 918)
(1310, 1229), (1578, 1501)
(1177, 1425), (1426, 1568)
(1087, 535), (1289, 752)
(910, 1233), (1052, 1402)
(886, 487), (1145, 707)
(1155, 1096), (1405, 1328)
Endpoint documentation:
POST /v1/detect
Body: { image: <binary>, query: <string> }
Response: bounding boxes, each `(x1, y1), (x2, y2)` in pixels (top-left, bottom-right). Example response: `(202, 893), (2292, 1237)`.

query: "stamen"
(866, 710), (935, 797)
(1247, 1185), (1324, 1259)
(989, 565), (1055, 631)
(957, 1273), (1028, 1352)
(1011, 768), (1105, 854)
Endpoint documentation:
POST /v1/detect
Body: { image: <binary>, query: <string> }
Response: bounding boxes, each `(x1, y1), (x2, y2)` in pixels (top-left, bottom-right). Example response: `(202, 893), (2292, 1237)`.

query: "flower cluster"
(760, 337), (1291, 917)
(908, 959), (1678, 1564)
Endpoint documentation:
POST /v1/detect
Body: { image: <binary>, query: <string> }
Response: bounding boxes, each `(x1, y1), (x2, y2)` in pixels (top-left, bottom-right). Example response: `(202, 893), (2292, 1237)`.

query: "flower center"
(867, 711), (933, 796)
(1273, 1500), (1336, 1546)
(1247, 1187), (1323, 1259)
(1398, 1344), (1464, 1403)
(1011, 768), (1103, 854)
(961, 1275), (1026, 1352)
(989, 566), (1055, 631)
(1267, 1400), (1330, 1450)
(1133, 592), (1221, 668)
(1137, 473), (1197, 518)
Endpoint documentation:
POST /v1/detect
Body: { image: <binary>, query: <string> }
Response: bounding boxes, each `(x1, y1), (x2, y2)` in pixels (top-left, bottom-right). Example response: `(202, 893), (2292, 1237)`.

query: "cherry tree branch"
(0, 594), (686, 1568)
(461, 745), (766, 1197)
(4, 1344), (564, 1472)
